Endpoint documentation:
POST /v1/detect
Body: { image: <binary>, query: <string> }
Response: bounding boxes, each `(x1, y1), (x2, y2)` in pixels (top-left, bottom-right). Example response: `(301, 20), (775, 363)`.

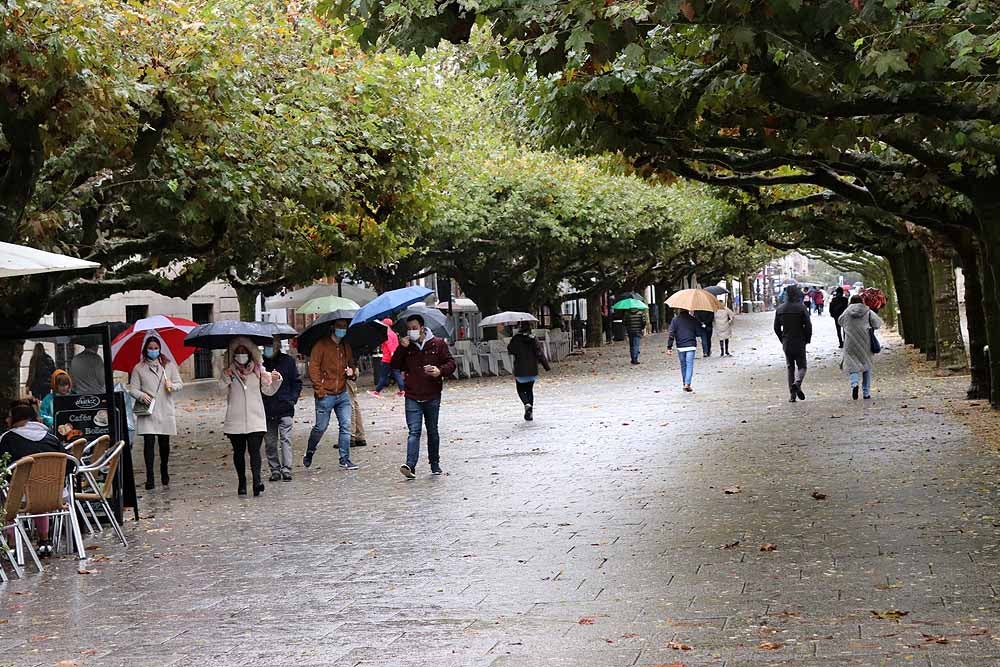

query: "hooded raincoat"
(838, 303), (883, 374)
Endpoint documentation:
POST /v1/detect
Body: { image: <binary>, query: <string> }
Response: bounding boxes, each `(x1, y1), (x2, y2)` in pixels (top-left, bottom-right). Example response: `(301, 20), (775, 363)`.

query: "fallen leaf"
(667, 640), (693, 650)
(811, 491), (827, 500)
(871, 609), (909, 621)
(759, 641), (784, 650)
(578, 617), (596, 625)
(56, 662), (80, 667)
(77, 568), (97, 575)
(622, 632), (640, 639)
(720, 540), (740, 549)
(723, 485), (742, 494)
(760, 543), (778, 552)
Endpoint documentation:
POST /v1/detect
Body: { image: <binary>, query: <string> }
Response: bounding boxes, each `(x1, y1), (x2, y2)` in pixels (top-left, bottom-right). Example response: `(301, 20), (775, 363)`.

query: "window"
(53, 308), (77, 369)
(125, 305), (149, 324)
(191, 304), (214, 379)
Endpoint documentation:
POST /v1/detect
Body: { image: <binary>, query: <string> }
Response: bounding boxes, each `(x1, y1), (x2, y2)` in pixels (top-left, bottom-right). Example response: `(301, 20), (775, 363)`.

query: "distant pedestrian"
(624, 308), (647, 365)
(839, 295), (883, 400)
(262, 337), (301, 482)
(304, 318), (358, 470)
(803, 289), (812, 313)
(369, 318), (405, 397)
(507, 322), (551, 421)
(774, 285), (812, 403)
(829, 287), (849, 348)
(667, 310), (702, 392)
(69, 343), (105, 395)
(221, 337), (282, 496)
(713, 305), (735, 356)
(128, 335), (183, 490)
(391, 314), (456, 478)
(694, 310), (714, 357)
(26, 344), (56, 401)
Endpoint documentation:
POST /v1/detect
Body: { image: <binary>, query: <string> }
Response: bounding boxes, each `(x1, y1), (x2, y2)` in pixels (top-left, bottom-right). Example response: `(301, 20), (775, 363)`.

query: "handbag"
(133, 367), (163, 417)
(868, 312), (881, 354)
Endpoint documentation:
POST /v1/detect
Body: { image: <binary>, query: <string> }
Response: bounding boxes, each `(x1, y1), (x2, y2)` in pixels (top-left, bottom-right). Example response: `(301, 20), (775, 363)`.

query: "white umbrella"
(435, 298), (479, 313)
(479, 311), (538, 328)
(0, 242), (100, 278)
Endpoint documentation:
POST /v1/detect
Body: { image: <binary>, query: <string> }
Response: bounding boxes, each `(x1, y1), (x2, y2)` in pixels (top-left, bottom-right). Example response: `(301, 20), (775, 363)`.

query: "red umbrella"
(110, 315), (198, 372)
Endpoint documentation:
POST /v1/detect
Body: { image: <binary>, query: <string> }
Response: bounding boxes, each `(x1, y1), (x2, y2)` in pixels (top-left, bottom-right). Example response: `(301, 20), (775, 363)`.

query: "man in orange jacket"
(303, 318), (359, 470)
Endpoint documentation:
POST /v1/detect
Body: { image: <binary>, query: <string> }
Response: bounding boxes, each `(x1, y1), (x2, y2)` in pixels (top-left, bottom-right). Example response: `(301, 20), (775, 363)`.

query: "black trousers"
(783, 341), (808, 390)
(143, 435), (170, 482)
(515, 380), (535, 406)
(228, 433), (264, 487)
(718, 339), (730, 355)
(835, 321), (844, 347)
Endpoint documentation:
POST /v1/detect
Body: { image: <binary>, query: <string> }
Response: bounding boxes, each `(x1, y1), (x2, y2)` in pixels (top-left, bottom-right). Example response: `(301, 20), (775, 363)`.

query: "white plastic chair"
(455, 340), (482, 377)
(488, 340), (514, 375)
(449, 344), (472, 379)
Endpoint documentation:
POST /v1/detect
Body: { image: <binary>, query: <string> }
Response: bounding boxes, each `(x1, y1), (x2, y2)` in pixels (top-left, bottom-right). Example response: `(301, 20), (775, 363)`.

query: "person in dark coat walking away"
(829, 287), (849, 348)
(624, 308), (647, 365)
(774, 285), (812, 402)
(26, 344), (56, 400)
(694, 310), (714, 357)
(667, 310), (702, 392)
(263, 337), (302, 481)
(391, 314), (457, 479)
(507, 322), (551, 420)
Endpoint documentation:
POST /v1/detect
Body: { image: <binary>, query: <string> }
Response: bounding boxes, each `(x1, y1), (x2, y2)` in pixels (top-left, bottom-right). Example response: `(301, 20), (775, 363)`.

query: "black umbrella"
(704, 285), (729, 296)
(296, 311), (386, 356)
(258, 321), (298, 340)
(394, 307), (454, 340)
(184, 321), (277, 349)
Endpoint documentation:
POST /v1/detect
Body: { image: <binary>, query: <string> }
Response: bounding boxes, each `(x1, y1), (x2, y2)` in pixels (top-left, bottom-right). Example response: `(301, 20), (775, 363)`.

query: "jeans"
(265, 416), (293, 473)
(515, 380), (535, 406)
(678, 350), (696, 386)
(228, 432), (264, 486)
(307, 391), (352, 461)
(405, 397), (441, 470)
(700, 328), (712, 355)
(374, 364), (405, 392)
(628, 334), (642, 363)
(783, 341), (808, 390)
(849, 371), (872, 397)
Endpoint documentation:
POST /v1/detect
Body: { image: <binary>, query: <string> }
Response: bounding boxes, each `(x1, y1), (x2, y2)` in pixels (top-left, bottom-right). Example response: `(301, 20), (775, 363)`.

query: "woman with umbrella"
(507, 320), (551, 421)
(665, 289), (722, 392)
(128, 335), (184, 489)
(220, 337), (282, 496)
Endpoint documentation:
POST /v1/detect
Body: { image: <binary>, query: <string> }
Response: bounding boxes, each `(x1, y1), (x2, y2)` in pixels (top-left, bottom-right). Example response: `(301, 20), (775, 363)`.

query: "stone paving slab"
(2, 312), (1000, 666)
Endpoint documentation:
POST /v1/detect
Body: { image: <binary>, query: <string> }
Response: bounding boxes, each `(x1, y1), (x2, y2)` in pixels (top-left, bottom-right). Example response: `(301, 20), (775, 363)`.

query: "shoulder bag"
(869, 312), (882, 354)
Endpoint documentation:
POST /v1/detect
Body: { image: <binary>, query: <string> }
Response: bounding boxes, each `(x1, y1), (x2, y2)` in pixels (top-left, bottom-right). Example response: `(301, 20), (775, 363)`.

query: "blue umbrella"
(349, 286), (433, 326)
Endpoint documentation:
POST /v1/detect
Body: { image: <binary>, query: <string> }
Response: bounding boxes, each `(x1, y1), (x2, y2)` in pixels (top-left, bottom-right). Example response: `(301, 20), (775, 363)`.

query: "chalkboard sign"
(53, 393), (111, 444)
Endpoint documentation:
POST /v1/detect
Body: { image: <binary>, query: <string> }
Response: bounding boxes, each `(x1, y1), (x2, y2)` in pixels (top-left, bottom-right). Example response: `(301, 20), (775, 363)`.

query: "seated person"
(39, 369), (73, 430)
(1, 400), (66, 557)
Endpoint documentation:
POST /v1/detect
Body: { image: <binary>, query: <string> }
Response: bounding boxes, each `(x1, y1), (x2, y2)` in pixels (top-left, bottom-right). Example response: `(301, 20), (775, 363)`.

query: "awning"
(0, 242), (100, 278)
(434, 298), (479, 313)
(266, 282), (378, 310)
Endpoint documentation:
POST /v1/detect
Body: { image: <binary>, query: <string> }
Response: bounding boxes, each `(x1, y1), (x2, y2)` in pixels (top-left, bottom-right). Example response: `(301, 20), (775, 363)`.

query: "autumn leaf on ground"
(811, 491), (827, 500)
(723, 485), (742, 494)
(719, 540), (740, 549)
(56, 661), (80, 667)
(760, 543), (777, 552)
(666, 640), (693, 650)
(578, 617), (596, 625)
(77, 568), (97, 575)
(759, 641), (784, 650)
(871, 609), (909, 621)
(621, 632), (640, 638)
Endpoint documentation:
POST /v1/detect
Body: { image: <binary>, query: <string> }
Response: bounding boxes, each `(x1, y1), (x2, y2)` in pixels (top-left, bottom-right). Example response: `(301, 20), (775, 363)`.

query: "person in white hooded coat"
(713, 306), (736, 356)
(838, 295), (883, 400)
(220, 336), (282, 496)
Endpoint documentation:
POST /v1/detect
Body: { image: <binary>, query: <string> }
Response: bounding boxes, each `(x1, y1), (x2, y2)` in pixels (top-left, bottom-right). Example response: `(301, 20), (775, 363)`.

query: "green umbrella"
(297, 295), (361, 315)
(611, 298), (649, 311)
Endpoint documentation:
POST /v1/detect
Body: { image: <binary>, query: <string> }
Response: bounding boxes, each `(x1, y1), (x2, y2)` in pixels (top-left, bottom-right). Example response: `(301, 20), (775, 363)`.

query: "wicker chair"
(74, 440), (127, 547)
(18, 452), (86, 561)
(1, 457), (36, 579)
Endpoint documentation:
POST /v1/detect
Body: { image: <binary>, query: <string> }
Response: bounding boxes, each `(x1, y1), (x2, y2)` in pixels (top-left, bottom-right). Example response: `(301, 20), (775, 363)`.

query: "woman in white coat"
(713, 305), (736, 357)
(221, 337), (282, 496)
(838, 295), (883, 400)
(129, 335), (183, 490)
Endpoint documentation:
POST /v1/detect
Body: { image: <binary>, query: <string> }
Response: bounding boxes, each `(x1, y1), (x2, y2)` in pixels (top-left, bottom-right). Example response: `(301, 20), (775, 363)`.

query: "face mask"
(408, 330), (421, 341)
(262, 346), (274, 358)
(334, 328), (348, 339)
(234, 353), (250, 365)
(146, 349), (161, 360)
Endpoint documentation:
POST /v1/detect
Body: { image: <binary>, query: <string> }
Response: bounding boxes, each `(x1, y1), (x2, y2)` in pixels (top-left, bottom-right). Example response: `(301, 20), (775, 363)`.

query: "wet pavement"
(2, 312), (999, 667)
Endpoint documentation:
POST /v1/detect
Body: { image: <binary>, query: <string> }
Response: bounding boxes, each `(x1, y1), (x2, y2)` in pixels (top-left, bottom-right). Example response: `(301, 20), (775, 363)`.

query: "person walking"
(128, 335), (183, 490)
(221, 337), (282, 496)
(26, 344), (56, 401)
(369, 318), (405, 397)
(69, 343), (105, 395)
(391, 313), (456, 479)
(813, 289), (825, 315)
(694, 310), (714, 357)
(667, 310), (702, 392)
(262, 338), (301, 482)
(303, 318), (358, 470)
(507, 322), (551, 421)
(839, 295), (883, 400)
(774, 285), (812, 403)
(829, 287), (849, 348)
(624, 308), (647, 365)
(713, 304), (735, 356)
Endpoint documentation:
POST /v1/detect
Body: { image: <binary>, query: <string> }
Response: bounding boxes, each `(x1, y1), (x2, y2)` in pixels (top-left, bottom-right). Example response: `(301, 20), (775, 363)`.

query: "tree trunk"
(235, 287), (259, 322)
(904, 244), (936, 358)
(741, 275), (753, 313)
(888, 253), (913, 345)
(586, 291), (604, 348)
(0, 338), (24, 408)
(656, 281), (669, 331)
(926, 250), (968, 372)
(973, 202), (1000, 407)
(955, 231), (990, 399)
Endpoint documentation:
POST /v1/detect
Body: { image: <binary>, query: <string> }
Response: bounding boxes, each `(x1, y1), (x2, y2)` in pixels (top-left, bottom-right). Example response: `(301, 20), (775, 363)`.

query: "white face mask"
(234, 353), (250, 365)
(407, 330), (421, 341)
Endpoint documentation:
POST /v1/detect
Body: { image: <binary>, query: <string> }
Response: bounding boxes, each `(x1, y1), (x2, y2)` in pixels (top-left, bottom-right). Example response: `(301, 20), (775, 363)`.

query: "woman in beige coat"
(220, 336), (282, 496)
(129, 335), (183, 490)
